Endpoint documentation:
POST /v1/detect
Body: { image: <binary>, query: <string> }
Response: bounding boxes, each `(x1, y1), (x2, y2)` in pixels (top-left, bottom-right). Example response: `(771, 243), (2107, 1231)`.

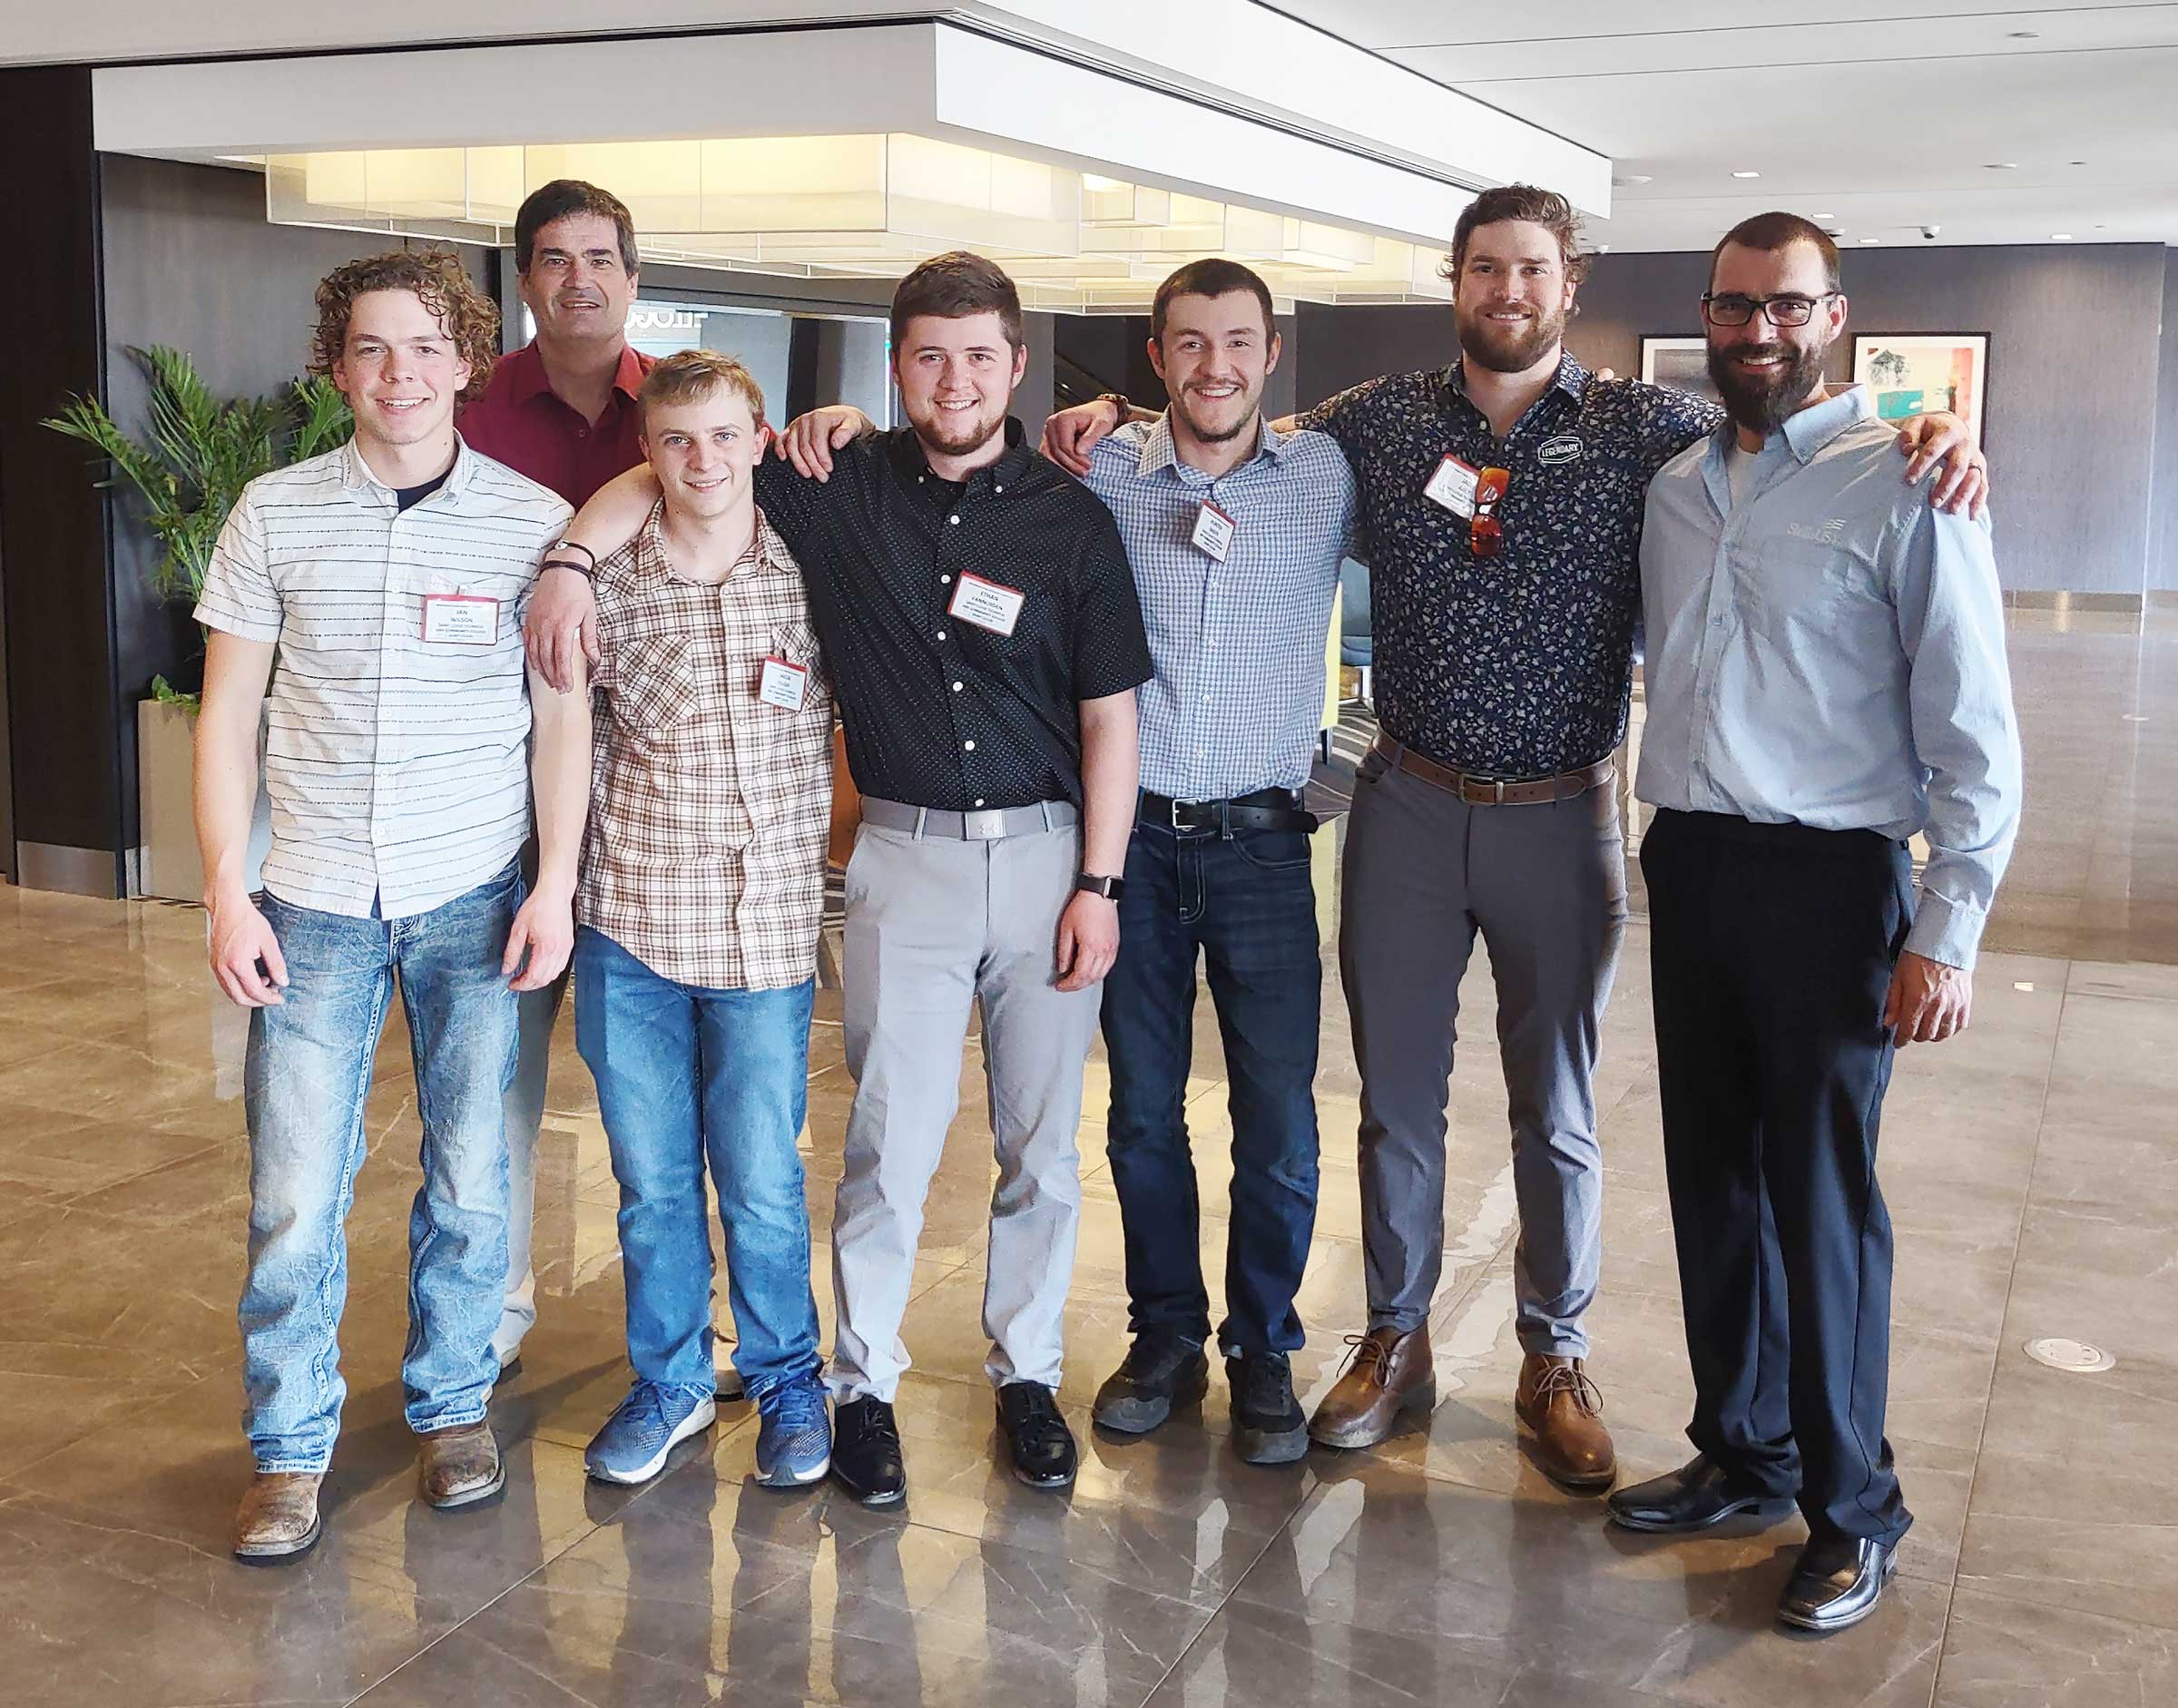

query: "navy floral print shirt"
(1300, 354), (1720, 777)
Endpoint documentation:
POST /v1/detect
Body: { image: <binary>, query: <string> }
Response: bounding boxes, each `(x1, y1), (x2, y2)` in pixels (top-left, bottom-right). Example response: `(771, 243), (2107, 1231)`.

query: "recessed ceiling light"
(1859, 237), (1880, 245)
(2010, 29), (2041, 38)
(1731, 170), (1761, 179)
(1612, 173), (1653, 187)
(2070, 160), (2088, 166)
(2051, 232), (2074, 240)
(1811, 211), (1836, 221)
(1983, 162), (2018, 171)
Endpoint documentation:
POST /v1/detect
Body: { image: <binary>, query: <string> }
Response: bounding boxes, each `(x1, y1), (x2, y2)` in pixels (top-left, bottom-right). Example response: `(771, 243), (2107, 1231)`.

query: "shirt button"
(937, 630), (947, 640)
(941, 574), (952, 584)
(948, 514), (961, 525)
(974, 797), (986, 807)
(952, 681), (963, 692)
(964, 739), (976, 751)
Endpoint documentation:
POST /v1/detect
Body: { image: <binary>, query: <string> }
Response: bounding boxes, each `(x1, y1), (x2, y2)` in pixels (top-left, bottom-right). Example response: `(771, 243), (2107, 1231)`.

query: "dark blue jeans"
(1101, 819), (1322, 1356)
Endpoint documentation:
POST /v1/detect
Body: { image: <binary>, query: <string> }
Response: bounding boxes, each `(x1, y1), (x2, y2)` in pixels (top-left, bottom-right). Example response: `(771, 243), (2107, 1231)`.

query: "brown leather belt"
(1370, 736), (1614, 806)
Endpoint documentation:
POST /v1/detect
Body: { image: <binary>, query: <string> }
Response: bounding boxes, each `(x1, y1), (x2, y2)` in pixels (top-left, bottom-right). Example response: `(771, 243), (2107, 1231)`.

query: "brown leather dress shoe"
(1515, 1353), (1617, 1492)
(232, 1470), (324, 1562)
(1307, 1325), (1435, 1449)
(417, 1421), (505, 1509)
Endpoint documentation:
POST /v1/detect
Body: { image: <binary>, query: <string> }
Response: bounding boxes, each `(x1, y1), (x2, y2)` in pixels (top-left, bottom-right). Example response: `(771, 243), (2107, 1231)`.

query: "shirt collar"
(341, 434), (478, 504)
(887, 416), (1035, 491)
(1134, 410), (1290, 479)
(631, 499), (795, 584)
(1440, 348), (1589, 413)
(500, 339), (648, 407)
(1702, 383), (1876, 478)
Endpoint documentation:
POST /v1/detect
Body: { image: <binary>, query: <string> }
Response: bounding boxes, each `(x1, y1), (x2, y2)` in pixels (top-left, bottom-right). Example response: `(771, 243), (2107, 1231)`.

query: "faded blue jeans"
(573, 927), (822, 1404)
(239, 861), (523, 1472)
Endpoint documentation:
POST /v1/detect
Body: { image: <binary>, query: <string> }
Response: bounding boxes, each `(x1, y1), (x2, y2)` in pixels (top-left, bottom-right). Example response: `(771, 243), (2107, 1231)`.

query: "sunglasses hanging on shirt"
(1469, 466), (1510, 559)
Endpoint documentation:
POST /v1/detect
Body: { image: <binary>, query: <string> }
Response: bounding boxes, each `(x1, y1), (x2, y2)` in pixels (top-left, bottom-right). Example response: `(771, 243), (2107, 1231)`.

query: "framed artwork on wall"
(1851, 334), (1989, 447)
(1639, 336), (1720, 406)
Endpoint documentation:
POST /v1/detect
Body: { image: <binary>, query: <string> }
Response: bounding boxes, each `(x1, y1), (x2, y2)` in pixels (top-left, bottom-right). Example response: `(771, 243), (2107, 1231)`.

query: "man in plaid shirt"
(530, 350), (836, 1490)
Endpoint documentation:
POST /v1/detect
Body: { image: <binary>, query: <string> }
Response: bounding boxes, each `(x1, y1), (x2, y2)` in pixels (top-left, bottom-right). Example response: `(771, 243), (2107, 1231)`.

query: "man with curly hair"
(193, 248), (587, 1561)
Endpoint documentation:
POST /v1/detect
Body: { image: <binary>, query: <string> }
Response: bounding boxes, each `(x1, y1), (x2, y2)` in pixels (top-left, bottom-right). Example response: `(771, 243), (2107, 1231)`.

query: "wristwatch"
(1074, 871), (1126, 901)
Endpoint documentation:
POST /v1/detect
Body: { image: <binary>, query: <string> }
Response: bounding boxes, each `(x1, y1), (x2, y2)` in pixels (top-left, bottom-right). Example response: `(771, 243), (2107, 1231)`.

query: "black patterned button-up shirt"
(754, 418), (1152, 812)
(1299, 354), (1719, 778)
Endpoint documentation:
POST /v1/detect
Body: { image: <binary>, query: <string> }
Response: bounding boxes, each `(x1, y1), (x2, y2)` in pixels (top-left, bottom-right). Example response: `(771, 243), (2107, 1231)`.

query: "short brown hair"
(515, 179), (640, 275)
(637, 348), (767, 434)
(889, 250), (1023, 352)
(1152, 258), (1278, 345)
(310, 247), (499, 403)
(1711, 211), (1842, 294)
(1443, 183), (1589, 285)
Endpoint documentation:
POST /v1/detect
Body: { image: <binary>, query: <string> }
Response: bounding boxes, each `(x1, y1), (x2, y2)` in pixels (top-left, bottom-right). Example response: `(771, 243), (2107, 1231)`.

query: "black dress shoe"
(1094, 1332), (1209, 1433)
(1777, 1534), (1899, 1634)
(1227, 1351), (1309, 1466)
(831, 1398), (907, 1506)
(996, 1381), (1078, 1488)
(1606, 1454), (1795, 1533)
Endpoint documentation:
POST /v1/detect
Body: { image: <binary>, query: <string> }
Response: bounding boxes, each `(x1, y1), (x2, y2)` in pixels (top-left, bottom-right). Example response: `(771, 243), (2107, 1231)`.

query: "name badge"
(1191, 499), (1237, 562)
(758, 656), (809, 710)
(947, 572), (1025, 636)
(1423, 454), (1481, 519)
(420, 593), (499, 646)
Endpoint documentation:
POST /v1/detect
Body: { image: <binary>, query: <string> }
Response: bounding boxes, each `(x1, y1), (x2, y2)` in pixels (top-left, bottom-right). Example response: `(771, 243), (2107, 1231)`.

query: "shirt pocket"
(613, 634), (700, 733)
(1751, 536), (1880, 633)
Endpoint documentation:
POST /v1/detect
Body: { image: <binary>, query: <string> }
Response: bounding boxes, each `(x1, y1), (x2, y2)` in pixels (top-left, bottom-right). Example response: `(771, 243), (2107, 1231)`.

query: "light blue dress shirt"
(1084, 414), (1357, 800)
(1635, 386), (2023, 968)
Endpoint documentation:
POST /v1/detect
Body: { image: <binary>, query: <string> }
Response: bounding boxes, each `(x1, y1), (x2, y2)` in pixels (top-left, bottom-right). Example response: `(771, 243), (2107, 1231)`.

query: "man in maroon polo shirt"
(461, 179), (655, 1372)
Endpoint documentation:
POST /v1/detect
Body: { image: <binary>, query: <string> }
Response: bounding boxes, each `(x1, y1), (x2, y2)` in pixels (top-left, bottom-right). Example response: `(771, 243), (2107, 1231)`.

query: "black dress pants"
(1640, 808), (1914, 1547)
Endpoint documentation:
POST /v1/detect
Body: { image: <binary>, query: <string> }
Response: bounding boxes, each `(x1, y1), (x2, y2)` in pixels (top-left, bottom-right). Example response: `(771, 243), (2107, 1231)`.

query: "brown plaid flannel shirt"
(576, 503), (833, 989)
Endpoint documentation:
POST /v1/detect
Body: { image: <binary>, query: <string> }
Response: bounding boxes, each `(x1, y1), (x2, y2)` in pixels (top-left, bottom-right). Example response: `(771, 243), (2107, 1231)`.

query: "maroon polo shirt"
(460, 341), (657, 508)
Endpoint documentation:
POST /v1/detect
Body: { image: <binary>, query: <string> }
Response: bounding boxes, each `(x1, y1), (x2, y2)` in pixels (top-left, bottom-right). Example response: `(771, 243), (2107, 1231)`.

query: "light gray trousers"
(828, 817), (1103, 1402)
(1339, 751), (1627, 1356)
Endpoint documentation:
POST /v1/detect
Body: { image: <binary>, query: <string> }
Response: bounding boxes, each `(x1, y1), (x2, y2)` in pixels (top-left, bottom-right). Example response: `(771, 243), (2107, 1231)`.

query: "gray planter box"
(136, 697), (271, 903)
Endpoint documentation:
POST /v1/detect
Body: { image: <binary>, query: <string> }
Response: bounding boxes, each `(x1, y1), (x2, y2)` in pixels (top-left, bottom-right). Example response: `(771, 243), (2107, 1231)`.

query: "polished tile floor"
(3, 609), (2173, 1707)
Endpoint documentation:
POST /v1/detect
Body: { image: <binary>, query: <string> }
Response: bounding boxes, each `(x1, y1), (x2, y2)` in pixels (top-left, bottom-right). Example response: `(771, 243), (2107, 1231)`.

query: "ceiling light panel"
(263, 134), (1457, 309)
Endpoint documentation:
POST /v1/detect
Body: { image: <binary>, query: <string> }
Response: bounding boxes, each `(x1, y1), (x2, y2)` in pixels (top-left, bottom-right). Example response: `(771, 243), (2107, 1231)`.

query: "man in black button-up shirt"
(532, 252), (1151, 1505)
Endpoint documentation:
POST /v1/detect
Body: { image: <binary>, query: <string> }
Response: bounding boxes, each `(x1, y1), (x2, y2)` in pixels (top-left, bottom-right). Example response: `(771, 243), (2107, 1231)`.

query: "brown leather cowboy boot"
(1308, 1325), (1435, 1448)
(232, 1470), (324, 1562)
(1515, 1353), (1616, 1491)
(417, 1421), (505, 1509)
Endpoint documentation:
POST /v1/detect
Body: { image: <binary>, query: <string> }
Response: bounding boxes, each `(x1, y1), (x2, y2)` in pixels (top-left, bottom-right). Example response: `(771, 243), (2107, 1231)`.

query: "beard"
(1707, 339), (1828, 437)
(1457, 301), (1566, 374)
(908, 397), (1007, 460)
(1170, 380), (1260, 446)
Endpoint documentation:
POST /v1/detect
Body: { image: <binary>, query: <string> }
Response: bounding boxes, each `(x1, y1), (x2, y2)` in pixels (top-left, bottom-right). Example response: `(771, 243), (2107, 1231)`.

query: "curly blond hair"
(310, 247), (500, 403)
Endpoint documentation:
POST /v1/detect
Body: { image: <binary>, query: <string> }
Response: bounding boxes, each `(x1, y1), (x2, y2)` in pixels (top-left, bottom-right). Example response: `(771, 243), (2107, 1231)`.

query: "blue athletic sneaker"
(753, 1373), (831, 1488)
(585, 1382), (717, 1486)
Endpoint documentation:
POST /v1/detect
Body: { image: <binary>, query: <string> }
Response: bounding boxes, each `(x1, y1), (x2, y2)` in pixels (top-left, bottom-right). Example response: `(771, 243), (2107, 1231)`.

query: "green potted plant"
(44, 347), (350, 898)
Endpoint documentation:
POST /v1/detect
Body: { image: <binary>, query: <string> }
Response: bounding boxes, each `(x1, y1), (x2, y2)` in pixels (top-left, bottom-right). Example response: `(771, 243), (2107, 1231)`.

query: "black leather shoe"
(996, 1381), (1078, 1488)
(1606, 1454), (1795, 1533)
(831, 1398), (906, 1507)
(1777, 1535), (1899, 1634)
(1094, 1332), (1209, 1434)
(1227, 1351), (1309, 1465)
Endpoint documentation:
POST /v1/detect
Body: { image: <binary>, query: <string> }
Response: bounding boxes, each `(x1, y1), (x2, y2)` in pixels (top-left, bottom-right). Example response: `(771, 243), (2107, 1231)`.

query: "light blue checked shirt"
(1636, 386), (2023, 968)
(1084, 414), (1357, 800)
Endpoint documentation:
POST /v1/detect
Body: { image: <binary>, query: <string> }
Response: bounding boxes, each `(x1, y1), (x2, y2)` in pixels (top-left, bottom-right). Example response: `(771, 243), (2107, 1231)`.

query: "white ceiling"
(1273, 1), (2178, 250)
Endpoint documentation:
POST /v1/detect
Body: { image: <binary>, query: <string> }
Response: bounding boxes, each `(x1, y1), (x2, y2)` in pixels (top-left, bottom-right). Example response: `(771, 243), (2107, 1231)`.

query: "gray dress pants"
(1339, 749), (1627, 1355)
(828, 816), (1103, 1402)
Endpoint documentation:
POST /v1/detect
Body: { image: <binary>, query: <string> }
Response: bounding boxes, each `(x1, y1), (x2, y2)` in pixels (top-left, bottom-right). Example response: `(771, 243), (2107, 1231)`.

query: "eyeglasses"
(1470, 466), (1509, 559)
(1700, 291), (1838, 328)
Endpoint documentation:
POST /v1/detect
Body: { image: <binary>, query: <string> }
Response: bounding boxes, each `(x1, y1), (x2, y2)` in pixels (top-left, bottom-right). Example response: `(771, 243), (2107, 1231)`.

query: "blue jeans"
(1101, 818), (1322, 1355)
(573, 927), (821, 1402)
(240, 862), (524, 1473)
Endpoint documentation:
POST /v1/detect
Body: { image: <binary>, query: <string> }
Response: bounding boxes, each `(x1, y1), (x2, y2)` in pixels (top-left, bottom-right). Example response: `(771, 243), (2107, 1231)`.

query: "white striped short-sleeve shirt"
(193, 437), (572, 920)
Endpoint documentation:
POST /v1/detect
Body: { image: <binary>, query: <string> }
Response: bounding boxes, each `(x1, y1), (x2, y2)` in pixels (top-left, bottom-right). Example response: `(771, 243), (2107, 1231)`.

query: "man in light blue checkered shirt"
(1073, 260), (1357, 1466)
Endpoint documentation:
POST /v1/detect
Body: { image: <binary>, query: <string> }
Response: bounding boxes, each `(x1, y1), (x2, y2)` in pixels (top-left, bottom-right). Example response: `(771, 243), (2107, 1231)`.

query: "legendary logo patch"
(1537, 435), (1583, 466)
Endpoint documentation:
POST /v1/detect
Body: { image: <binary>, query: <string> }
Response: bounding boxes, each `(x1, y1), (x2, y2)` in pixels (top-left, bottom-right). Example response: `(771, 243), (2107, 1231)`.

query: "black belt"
(1138, 787), (1319, 834)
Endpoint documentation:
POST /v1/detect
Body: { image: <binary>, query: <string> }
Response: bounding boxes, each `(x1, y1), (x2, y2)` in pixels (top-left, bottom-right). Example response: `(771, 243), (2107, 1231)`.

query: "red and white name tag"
(1423, 454), (1481, 519)
(758, 655), (809, 710)
(947, 572), (1025, 636)
(420, 593), (500, 646)
(1192, 499), (1237, 561)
